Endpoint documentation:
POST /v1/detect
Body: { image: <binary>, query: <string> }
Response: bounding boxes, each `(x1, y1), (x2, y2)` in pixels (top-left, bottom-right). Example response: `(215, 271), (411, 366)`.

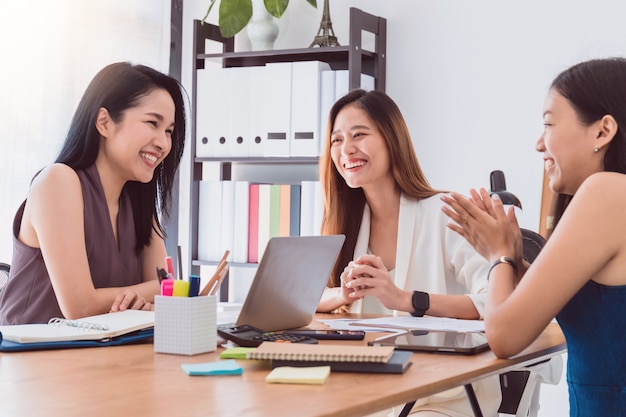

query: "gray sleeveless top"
(0, 164), (142, 324)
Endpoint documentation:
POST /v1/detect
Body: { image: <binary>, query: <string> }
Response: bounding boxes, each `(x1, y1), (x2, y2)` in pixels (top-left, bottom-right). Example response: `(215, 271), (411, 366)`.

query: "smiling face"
(536, 89), (605, 195)
(330, 104), (394, 192)
(98, 88), (176, 184)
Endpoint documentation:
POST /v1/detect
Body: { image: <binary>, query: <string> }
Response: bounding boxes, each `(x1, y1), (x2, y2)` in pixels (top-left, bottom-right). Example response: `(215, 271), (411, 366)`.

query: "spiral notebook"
(246, 341), (395, 363)
(271, 350), (413, 374)
(0, 310), (155, 344)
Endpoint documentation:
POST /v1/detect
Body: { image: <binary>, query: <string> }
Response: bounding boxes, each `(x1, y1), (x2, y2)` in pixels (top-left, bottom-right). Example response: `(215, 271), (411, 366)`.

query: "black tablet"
(368, 330), (490, 355)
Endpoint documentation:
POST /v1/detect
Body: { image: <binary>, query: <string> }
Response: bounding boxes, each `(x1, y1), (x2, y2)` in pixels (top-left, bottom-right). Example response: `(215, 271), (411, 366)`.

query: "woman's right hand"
(109, 289), (151, 313)
(441, 188), (521, 265)
(339, 261), (360, 303)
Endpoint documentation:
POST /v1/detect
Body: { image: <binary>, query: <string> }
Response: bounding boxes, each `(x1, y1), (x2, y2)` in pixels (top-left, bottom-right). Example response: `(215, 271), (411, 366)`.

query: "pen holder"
(154, 295), (217, 355)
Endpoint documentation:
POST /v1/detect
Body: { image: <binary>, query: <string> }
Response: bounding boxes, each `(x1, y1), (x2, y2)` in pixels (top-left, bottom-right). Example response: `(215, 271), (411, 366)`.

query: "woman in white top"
(317, 89), (499, 417)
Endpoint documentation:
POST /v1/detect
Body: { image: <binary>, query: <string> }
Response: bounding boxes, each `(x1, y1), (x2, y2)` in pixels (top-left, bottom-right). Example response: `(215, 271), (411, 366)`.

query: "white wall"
(180, 1), (626, 415)
(0, 1), (171, 263)
(181, 0), (626, 232)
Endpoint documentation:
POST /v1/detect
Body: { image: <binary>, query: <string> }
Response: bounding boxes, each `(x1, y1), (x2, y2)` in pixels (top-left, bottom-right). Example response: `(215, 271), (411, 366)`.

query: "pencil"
(199, 259), (227, 296)
(177, 245), (183, 280)
(198, 250), (230, 296)
(217, 249), (230, 266)
(210, 264), (230, 296)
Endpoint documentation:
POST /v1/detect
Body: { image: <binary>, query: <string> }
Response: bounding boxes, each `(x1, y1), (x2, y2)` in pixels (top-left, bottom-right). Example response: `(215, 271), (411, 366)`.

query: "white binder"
(220, 180), (235, 262)
(334, 70), (376, 100)
(248, 65), (266, 157)
(312, 180), (323, 236)
(197, 180), (223, 262)
(227, 67), (251, 157)
(196, 68), (230, 158)
(232, 181), (250, 263)
(290, 61), (331, 157)
(299, 180), (316, 237)
(257, 183), (272, 260)
(263, 62), (292, 157)
(318, 69), (336, 155)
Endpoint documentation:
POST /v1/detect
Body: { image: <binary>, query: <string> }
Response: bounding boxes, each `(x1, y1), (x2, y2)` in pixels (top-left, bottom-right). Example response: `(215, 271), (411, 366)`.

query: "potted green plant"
(203, 0), (317, 39)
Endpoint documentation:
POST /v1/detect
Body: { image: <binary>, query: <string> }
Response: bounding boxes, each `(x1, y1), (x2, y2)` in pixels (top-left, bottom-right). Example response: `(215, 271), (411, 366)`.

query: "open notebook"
(0, 310), (155, 344)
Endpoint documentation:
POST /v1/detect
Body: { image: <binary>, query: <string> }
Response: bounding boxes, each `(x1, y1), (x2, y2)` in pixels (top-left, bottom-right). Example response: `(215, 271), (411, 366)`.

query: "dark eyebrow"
(146, 112), (164, 121)
(146, 112), (175, 127)
(331, 124), (372, 136)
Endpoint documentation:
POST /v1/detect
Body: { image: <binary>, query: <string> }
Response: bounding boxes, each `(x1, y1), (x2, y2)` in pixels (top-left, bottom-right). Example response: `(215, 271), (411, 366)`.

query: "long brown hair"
(319, 89), (442, 287)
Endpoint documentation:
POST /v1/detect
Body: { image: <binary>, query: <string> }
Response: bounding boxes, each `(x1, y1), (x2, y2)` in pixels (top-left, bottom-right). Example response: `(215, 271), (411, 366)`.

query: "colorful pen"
(165, 256), (176, 280)
(177, 245), (184, 280)
(173, 280), (190, 297)
(161, 279), (175, 296)
(188, 275), (201, 297)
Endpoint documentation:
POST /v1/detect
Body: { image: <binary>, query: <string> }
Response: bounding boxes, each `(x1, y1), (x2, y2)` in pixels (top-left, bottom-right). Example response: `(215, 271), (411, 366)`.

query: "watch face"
(412, 291), (429, 316)
(414, 291), (429, 309)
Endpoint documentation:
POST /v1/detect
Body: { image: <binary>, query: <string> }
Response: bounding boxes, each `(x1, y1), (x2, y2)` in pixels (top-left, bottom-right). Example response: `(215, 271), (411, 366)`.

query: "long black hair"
(548, 58), (626, 235)
(54, 62), (187, 253)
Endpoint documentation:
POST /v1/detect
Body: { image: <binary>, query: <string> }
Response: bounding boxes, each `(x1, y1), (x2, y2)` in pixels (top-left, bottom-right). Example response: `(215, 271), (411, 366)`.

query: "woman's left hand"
(344, 254), (405, 310)
(441, 188), (521, 264)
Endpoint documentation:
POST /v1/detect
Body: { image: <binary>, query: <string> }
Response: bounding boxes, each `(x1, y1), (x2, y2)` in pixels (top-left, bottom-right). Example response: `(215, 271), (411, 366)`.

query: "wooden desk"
(0, 320), (565, 417)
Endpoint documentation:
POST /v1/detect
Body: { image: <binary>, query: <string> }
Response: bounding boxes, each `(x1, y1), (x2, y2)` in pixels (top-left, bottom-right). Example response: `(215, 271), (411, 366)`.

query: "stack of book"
(198, 180), (323, 264)
(247, 342), (413, 374)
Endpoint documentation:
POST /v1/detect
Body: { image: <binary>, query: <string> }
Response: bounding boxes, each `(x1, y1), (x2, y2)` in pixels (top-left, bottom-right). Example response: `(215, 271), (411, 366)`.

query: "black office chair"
(0, 262), (10, 291)
(489, 170), (562, 417)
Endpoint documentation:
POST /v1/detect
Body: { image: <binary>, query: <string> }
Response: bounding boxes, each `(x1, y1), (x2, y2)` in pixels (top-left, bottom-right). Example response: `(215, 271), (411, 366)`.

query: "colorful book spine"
(279, 184), (291, 237)
(289, 184), (301, 236)
(247, 183), (260, 263)
(269, 184), (281, 239)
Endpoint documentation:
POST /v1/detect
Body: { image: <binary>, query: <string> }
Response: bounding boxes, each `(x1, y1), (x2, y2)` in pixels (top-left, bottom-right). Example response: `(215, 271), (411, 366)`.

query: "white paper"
(321, 316), (485, 333)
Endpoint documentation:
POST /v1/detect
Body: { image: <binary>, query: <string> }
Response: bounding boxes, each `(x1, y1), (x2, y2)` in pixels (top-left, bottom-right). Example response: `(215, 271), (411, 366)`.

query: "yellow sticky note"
(266, 366), (331, 385)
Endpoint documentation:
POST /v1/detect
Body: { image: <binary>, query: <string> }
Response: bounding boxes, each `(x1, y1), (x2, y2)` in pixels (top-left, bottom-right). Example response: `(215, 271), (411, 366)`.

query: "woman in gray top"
(0, 62), (186, 324)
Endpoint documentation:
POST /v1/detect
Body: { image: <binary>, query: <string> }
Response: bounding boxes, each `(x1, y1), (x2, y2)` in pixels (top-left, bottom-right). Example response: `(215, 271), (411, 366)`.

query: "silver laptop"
(223, 235), (345, 332)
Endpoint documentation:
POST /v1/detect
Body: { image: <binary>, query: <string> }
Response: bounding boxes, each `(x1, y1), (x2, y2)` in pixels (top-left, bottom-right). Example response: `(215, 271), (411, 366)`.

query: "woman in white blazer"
(316, 89), (500, 417)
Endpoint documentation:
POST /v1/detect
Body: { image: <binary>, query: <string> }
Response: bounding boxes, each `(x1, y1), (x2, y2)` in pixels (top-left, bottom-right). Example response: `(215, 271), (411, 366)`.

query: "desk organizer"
(154, 295), (217, 355)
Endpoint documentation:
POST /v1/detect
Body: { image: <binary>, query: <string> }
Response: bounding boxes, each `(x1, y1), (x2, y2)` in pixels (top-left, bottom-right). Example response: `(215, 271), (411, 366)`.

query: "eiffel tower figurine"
(309, 0), (340, 47)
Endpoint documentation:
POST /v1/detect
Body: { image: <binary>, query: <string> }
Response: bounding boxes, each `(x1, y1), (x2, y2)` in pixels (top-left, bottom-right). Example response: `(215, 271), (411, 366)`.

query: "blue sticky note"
(181, 359), (243, 376)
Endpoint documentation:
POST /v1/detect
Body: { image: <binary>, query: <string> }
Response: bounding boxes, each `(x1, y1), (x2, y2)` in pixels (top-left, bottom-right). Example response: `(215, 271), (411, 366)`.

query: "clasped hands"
(340, 254), (405, 310)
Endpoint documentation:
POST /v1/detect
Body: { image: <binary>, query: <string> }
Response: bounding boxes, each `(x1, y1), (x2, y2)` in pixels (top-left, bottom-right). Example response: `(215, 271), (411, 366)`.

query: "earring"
(594, 147), (599, 153)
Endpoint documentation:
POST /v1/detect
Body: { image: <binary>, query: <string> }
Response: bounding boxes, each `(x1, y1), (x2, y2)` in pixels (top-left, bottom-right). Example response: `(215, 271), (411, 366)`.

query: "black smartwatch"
(410, 291), (430, 317)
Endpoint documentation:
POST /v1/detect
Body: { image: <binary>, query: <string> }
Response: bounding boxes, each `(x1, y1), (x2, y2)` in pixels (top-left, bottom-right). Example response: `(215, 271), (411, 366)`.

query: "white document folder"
(198, 180), (223, 262)
(220, 180), (235, 262)
(318, 69), (336, 155)
(290, 61), (331, 157)
(257, 183), (272, 260)
(196, 68), (229, 158)
(299, 180), (316, 236)
(227, 67), (251, 157)
(263, 62), (292, 157)
(334, 70), (376, 100)
(232, 181), (250, 263)
(248, 65), (266, 157)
